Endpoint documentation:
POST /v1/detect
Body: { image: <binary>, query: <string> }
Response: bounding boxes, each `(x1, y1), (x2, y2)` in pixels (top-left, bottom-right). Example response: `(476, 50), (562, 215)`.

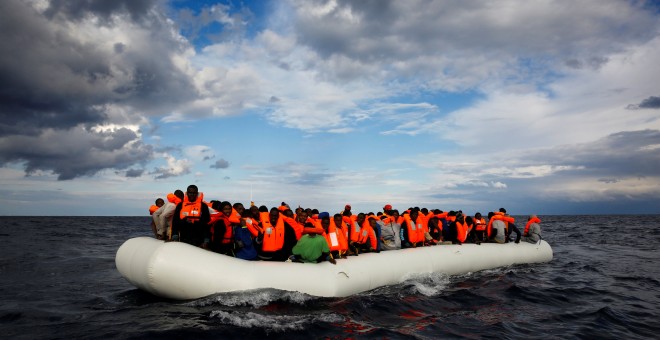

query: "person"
(256, 207), (298, 261)
(401, 209), (426, 248)
(329, 213), (350, 257)
(232, 213), (259, 261)
(209, 201), (239, 255)
(380, 209), (402, 250)
(153, 190), (184, 240)
(354, 214), (378, 253)
(171, 185), (211, 248)
(473, 212), (487, 242)
(522, 215), (542, 243)
(148, 198), (164, 238)
(289, 222), (337, 264)
(487, 211), (510, 244)
(426, 215), (443, 244)
(499, 208), (521, 243)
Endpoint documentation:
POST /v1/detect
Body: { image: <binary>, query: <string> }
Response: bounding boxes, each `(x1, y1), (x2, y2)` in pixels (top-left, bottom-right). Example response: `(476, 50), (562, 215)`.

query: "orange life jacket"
(261, 212), (285, 252)
(487, 214), (515, 239)
(474, 217), (487, 231)
(213, 208), (240, 244)
(345, 216), (362, 243)
(324, 219), (349, 252)
(282, 215), (304, 240)
(403, 214), (425, 244)
(455, 221), (469, 243)
(166, 193), (181, 205)
(244, 217), (262, 238)
(524, 216), (541, 236)
(179, 193), (204, 221)
(149, 205), (159, 215)
(356, 217), (378, 249)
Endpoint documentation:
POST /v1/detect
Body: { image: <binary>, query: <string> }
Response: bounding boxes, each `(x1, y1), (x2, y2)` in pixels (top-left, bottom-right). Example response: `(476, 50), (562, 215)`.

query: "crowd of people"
(148, 185), (544, 264)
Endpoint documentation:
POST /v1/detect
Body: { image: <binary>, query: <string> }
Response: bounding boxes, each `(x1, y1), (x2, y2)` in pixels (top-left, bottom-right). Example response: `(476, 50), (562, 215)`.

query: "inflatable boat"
(115, 237), (553, 300)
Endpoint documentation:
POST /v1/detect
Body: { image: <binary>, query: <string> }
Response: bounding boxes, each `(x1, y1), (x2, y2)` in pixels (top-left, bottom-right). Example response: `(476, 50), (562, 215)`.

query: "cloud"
(210, 159), (230, 169)
(628, 95), (660, 110)
(0, 126), (154, 180)
(151, 154), (192, 179)
(0, 0), (196, 176)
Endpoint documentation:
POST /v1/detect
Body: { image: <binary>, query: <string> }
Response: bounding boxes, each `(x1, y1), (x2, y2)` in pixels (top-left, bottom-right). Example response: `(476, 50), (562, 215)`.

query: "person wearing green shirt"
(290, 218), (337, 264)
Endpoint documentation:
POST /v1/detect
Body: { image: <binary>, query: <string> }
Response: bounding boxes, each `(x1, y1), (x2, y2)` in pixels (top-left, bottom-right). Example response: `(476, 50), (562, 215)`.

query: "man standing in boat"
(171, 185), (211, 248)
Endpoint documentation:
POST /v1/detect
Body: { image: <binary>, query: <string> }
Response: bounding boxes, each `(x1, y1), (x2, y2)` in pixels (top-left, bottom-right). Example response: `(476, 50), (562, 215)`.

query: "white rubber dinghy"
(116, 236), (553, 300)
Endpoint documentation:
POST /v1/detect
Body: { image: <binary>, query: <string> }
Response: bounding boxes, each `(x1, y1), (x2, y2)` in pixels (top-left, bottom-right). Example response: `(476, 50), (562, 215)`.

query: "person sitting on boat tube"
(522, 215), (542, 243)
(148, 198), (164, 238)
(256, 207), (298, 261)
(400, 209), (426, 248)
(153, 190), (184, 241)
(316, 212), (348, 259)
(498, 208), (521, 243)
(486, 211), (511, 244)
(171, 185), (211, 248)
(289, 221), (337, 264)
(380, 209), (402, 250)
(354, 213), (378, 253)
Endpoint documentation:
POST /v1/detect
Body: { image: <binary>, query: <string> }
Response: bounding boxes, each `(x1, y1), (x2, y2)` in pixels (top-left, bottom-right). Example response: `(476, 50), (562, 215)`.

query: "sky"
(1, 0), (660, 216)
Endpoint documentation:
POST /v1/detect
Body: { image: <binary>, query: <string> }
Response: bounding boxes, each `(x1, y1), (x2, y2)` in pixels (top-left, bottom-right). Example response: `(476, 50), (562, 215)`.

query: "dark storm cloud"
(44, 0), (157, 23)
(0, 0), (198, 179)
(291, 1), (658, 82)
(0, 127), (154, 180)
(210, 159), (230, 169)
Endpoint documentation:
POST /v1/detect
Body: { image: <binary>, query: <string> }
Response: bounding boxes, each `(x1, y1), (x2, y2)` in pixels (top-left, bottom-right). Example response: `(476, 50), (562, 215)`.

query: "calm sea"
(1, 215), (659, 339)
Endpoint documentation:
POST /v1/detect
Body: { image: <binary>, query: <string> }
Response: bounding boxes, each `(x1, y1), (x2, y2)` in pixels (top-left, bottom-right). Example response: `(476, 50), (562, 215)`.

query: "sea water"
(1, 215), (659, 339)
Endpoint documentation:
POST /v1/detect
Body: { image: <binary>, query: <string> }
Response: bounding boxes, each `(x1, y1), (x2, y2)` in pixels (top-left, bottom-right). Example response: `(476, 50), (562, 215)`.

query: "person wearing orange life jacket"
(449, 213), (469, 244)
(342, 210), (362, 254)
(209, 201), (240, 255)
(153, 190), (184, 240)
(401, 209), (426, 248)
(227, 202), (258, 261)
(486, 211), (514, 243)
(498, 208), (521, 243)
(171, 185), (211, 248)
(473, 212), (487, 242)
(522, 215), (542, 244)
(329, 213), (350, 257)
(315, 212), (347, 259)
(353, 214), (378, 253)
(148, 198), (164, 238)
(256, 207), (298, 261)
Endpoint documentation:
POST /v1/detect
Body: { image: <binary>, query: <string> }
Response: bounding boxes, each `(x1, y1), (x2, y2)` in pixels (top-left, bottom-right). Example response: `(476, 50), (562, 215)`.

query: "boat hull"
(115, 236), (553, 300)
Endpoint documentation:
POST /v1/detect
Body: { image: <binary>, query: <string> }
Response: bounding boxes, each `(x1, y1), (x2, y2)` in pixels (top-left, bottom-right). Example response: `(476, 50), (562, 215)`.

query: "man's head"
(186, 185), (199, 202)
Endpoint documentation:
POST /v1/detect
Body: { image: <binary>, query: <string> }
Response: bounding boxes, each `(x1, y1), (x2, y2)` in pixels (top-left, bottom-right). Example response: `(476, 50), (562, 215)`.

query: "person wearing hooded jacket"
(153, 190), (184, 240)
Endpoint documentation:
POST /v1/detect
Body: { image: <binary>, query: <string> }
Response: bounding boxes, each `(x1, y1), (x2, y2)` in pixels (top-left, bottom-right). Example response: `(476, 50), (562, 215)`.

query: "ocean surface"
(1, 215), (659, 339)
